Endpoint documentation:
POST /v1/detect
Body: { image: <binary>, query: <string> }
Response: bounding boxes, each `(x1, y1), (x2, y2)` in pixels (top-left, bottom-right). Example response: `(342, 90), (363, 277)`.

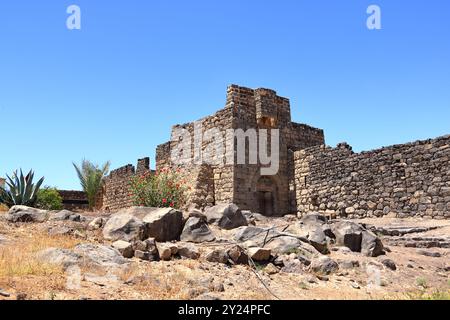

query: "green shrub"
(129, 168), (188, 209)
(36, 187), (63, 210)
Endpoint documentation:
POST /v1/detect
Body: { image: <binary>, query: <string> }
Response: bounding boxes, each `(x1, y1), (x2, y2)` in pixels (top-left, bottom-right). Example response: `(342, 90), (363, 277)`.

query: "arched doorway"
(256, 176), (277, 216)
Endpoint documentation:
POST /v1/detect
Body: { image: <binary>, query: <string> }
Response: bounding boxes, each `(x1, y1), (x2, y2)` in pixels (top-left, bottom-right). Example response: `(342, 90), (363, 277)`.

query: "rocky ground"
(0, 205), (449, 300)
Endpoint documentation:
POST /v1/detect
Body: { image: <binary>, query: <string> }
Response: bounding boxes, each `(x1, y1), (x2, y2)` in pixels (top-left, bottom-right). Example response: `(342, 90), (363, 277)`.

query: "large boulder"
(73, 243), (129, 267)
(331, 220), (384, 257)
(205, 204), (248, 230)
(49, 210), (83, 222)
(309, 256), (339, 275)
(37, 244), (128, 269)
(102, 213), (146, 242)
(331, 221), (364, 252)
(361, 230), (384, 257)
(6, 206), (48, 223)
(234, 226), (318, 256)
(300, 212), (327, 227)
(142, 208), (184, 242)
(36, 248), (81, 269)
(181, 217), (215, 243)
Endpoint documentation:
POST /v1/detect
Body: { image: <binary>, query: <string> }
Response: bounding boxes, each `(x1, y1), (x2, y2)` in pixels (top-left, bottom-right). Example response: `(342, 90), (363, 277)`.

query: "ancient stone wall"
(294, 135), (450, 219)
(58, 190), (89, 211)
(101, 158), (151, 212)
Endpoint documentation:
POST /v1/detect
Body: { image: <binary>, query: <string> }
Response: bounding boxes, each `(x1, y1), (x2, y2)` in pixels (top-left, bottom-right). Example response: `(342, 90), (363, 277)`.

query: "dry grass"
(0, 203), (8, 213)
(0, 232), (84, 299)
(0, 233), (80, 278)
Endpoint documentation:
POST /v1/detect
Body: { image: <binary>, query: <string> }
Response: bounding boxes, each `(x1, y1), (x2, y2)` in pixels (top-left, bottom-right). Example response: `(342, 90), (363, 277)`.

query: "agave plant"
(0, 169), (45, 208)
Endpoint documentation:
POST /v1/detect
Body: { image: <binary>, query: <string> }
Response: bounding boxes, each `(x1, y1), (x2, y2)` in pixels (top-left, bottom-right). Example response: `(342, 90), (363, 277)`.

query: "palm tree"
(73, 159), (110, 210)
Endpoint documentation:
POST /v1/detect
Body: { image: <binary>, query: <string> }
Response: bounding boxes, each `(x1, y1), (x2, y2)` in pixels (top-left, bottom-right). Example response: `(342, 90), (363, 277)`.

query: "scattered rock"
(205, 204), (248, 230)
(143, 208), (184, 242)
(6, 206), (48, 223)
(417, 250), (441, 258)
(361, 230), (384, 257)
(331, 220), (363, 252)
(380, 258), (397, 271)
(248, 247), (271, 262)
(181, 217), (215, 243)
(134, 250), (154, 261)
(0, 289), (11, 297)
(281, 260), (306, 274)
(112, 240), (134, 258)
(156, 242), (177, 261)
(48, 226), (73, 236)
(337, 259), (360, 269)
(227, 245), (249, 265)
(73, 243), (129, 268)
(264, 263), (279, 275)
(309, 256), (339, 275)
(178, 243), (200, 260)
(37, 248), (81, 269)
(102, 213), (145, 242)
(331, 220), (384, 257)
(50, 210), (82, 222)
(300, 212), (327, 227)
(88, 217), (105, 230)
(205, 249), (229, 264)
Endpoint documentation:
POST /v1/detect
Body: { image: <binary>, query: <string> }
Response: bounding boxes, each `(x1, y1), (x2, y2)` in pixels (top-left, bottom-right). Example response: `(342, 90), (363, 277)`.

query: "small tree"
(73, 159), (110, 210)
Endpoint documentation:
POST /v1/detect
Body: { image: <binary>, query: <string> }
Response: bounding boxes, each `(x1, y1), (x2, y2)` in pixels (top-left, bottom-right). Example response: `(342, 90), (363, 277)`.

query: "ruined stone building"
(99, 85), (450, 219)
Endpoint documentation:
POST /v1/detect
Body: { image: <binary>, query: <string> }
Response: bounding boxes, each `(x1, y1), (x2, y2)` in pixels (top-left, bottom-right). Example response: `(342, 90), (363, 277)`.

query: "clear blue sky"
(1, 0), (449, 190)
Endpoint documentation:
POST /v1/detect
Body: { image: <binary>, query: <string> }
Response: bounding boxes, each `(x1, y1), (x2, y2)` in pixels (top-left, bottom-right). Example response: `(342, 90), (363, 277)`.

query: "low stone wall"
(100, 158), (152, 212)
(294, 135), (450, 219)
(58, 190), (89, 211)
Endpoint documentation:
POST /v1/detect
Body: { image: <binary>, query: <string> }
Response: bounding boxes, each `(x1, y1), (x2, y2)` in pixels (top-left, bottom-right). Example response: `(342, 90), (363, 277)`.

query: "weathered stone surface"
(281, 259), (306, 274)
(331, 221), (364, 252)
(361, 230), (384, 257)
(181, 217), (215, 243)
(205, 249), (229, 264)
(309, 256), (339, 275)
(112, 240), (134, 258)
(6, 206), (48, 223)
(102, 213), (145, 242)
(205, 204), (248, 230)
(36, 248), (81, 269)
(49, 210), (82, 222)
(88, 217), (106, 230)
(380, 258), (397, 271)
(156, 242), (177, 261)
(417, 249), (442, 258)
(48, 226), (73, 236)
(177, 243), (200, 260)
(227, 245), (249, 265)
(294, 135), (450, 219)
(247, 247), (271, 262)
(234, 226), (318, 256)
(300, 212), (327, 227)
(143, 208), (184, 242)
(73, 244), (129, 267)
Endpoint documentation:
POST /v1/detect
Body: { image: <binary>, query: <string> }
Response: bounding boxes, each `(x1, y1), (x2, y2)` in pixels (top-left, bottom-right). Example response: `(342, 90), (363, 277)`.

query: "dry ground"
(0, 213), (449, 300)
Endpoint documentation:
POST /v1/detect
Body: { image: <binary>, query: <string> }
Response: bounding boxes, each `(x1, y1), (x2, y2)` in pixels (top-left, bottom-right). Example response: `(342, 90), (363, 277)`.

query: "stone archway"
(256, 176), (278, 216)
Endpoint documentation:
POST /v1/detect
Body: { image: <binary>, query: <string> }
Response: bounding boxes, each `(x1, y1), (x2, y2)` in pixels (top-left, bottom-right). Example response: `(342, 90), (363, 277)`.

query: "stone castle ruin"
(98, 85), (450, 219)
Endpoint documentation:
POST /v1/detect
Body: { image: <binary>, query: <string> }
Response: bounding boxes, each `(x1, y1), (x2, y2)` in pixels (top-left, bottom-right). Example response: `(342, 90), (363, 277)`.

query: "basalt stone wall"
(155, 84), (325, 214)
(58, 190), (89, 211)
(294, 135), (450, 219)
(101, 158), (151, 212)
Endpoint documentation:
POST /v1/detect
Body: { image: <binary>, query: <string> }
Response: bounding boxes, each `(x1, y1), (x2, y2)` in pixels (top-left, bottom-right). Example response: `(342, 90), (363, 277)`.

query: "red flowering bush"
(129, 168), (188, 209)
